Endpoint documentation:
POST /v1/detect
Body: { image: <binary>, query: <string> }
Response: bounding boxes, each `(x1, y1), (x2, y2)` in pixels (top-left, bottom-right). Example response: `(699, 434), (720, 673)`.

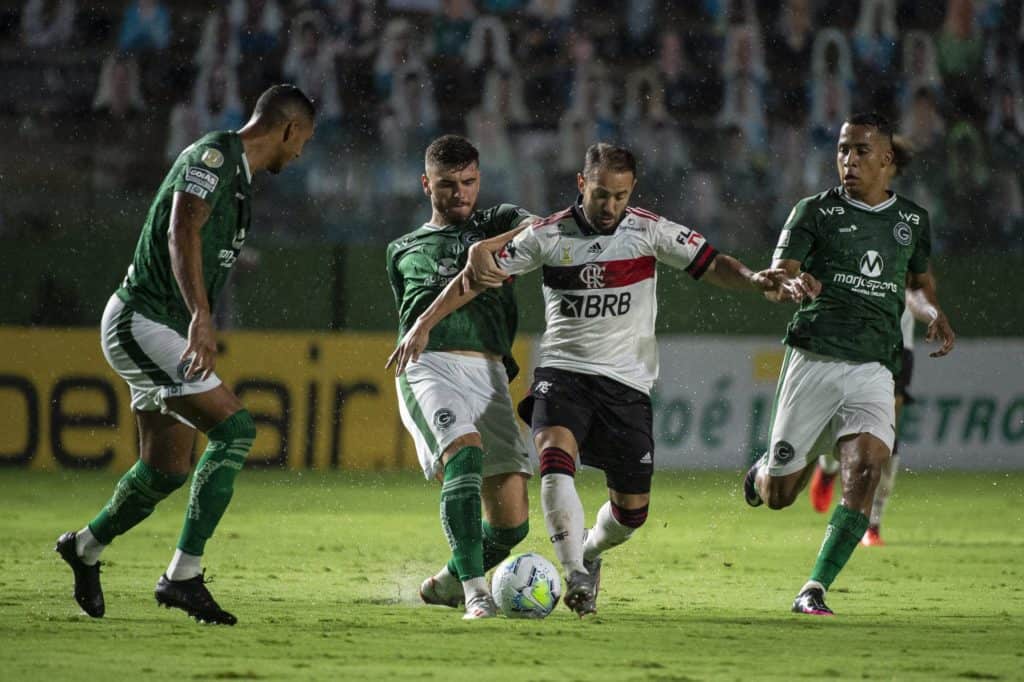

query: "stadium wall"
(2, 329), (1021, 471)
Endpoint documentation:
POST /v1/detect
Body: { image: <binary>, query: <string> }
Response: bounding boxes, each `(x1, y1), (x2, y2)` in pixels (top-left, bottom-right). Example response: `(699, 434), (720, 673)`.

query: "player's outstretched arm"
(168, 191), (216, 380)
(462, 215), (537, 290)
(386, 267), (486, 375)
(702, 254), (818, 302)
(906, 267), (955, 357)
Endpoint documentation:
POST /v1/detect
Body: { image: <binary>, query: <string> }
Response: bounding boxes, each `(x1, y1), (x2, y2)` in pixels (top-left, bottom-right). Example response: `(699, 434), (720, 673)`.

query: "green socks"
(447, 519), (530, 577)
(88, 459), (188, 544)
(809, 504), (871, 590)
(440, 446), (484, 581)
(177, 410), (256, 556)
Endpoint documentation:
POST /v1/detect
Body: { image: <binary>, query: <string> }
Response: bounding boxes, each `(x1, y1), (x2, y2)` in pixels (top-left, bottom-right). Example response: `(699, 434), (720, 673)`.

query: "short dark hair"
(845, 112), (895, 145)
(425, 134), (479, 171)
(582, 143), (638, 180)
(253, 84), (316, 127)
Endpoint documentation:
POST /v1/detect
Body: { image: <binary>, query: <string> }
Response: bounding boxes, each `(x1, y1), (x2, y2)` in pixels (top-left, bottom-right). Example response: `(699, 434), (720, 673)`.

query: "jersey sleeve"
(908, 211), (931, 274)
(651, 218), (719, 279)
(773, 198), (816, 263)
(494, 225), (544, 276)
(489, 203), (537, 235)
(171, 144), (235, 205)
(385, 243), (404, 308)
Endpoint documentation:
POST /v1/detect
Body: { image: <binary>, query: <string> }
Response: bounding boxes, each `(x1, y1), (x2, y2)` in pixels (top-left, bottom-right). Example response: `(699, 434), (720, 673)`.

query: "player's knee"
(610, 501), (648, 529)
(444, 432), (483, 457)
(539, 447), (575, 478)
(765, 481), (799, 510)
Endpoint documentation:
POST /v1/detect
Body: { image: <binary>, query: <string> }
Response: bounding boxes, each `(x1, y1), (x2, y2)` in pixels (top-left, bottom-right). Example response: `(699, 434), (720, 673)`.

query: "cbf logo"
(893, 222), (912, 246)
(859, 251), (884, 278)
(579, 263), (605, 289)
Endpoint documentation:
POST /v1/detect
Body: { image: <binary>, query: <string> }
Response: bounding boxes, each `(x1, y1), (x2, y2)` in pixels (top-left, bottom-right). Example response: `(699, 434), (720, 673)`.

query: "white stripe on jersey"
(496, 203), (717, 394)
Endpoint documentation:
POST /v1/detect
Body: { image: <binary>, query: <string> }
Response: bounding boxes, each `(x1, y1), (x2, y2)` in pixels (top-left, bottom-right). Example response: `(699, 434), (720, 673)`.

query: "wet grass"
(1, 469), (1021, 681)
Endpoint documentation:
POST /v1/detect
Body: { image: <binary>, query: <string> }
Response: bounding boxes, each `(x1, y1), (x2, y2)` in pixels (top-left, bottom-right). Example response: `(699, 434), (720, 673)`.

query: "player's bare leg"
(751, 463), (816, 510)
(864, 395), (905, 545)
(793, 433), (889, 615)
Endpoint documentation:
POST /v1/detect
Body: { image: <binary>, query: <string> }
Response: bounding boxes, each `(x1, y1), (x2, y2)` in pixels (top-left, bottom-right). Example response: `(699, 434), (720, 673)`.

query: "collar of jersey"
(571, 194), (623, 236)
(839, 187), (897, 212)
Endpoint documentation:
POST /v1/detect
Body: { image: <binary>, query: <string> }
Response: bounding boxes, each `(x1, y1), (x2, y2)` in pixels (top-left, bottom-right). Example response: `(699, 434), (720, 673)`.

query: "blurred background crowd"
(1, 0), (1022, 255)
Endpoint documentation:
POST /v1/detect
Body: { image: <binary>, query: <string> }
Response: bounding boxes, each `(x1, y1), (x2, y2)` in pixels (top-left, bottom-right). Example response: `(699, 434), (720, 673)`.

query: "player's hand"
(385, 319), (431, 375)
(462, 241), (508, 292)
(926, 311), (955, 357)
(181, 311), (217, 381)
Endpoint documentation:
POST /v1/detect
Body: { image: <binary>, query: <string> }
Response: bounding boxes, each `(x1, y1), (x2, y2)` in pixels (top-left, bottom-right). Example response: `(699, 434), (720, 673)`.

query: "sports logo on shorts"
(893, 222), (912, 246)
(579, 263), (605, 289)
(534, 381), (552, 395)
(433, 408), (456, 430)
(859, 250), (884, 278)
(773, 440), (795, 464)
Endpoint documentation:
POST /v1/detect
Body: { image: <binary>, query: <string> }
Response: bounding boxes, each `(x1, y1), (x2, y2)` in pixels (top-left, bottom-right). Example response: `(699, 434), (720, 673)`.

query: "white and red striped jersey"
(495, 198), (718, 394)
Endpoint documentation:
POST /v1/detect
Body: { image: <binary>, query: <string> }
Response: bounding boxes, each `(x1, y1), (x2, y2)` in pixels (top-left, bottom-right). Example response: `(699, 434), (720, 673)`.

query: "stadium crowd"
(1, 0), (1022, 251)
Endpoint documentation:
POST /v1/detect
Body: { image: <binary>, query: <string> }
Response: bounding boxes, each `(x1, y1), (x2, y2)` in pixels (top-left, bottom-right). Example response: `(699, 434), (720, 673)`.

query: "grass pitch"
(1, 469), (1021, 681)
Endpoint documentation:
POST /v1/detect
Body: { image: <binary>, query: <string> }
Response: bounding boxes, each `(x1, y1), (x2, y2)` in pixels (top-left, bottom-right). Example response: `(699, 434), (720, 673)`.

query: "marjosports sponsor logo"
(833, 268), (897, 298)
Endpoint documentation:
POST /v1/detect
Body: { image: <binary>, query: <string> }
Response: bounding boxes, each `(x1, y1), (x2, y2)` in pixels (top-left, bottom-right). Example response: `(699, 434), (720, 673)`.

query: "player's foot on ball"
(462, 592), (497, 620)
(564, 569), (598, 618)
(420, 571), (464, 608)
(809, 466), (837, 513)
(743, 459), (764, 507)
(54, 531), (105, 618)
(791, 587), (834, 616)
(155, 572), (237, 625)
(861, 525), (885, 546)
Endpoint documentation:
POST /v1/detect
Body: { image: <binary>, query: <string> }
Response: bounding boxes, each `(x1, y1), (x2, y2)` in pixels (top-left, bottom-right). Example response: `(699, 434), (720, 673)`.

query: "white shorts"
(396, 351), (532, 480)
(766, 346), (895, 477)
(101, 295), (222, 424)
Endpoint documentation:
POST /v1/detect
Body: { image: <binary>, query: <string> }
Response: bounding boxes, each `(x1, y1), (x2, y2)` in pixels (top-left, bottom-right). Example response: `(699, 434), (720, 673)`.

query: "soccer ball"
(491, 552), (562, 619)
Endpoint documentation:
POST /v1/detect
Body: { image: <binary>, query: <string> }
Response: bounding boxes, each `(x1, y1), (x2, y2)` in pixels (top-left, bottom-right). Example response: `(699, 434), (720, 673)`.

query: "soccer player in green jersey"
(385, 135), (539, 619)
(743, 113), (956, 615)
(55, 85), (315, 625)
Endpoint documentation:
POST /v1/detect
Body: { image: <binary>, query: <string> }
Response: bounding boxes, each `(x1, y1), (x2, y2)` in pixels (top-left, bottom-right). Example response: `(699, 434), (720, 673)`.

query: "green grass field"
(1, 469), (1021, 681)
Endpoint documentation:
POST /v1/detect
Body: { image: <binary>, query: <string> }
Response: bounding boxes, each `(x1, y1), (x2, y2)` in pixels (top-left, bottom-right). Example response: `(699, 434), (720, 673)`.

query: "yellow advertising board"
(0, 327), (533, 471)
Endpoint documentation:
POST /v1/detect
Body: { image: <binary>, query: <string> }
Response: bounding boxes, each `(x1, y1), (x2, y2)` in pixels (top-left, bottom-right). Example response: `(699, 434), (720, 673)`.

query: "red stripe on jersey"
(543, 256), (656, 290)
(627, 207), (661, 221)
(685, 243), (718, 280)
(532, 208), (572, 230)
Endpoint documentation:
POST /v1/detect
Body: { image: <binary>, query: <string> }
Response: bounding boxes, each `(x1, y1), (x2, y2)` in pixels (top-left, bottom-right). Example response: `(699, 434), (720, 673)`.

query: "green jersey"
(774, 187), (931, 375)
(116, 131), (252, 336)
(387, 204), (533, 379)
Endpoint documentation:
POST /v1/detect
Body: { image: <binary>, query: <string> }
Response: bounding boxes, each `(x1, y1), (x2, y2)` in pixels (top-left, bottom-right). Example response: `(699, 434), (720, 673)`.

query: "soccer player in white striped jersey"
(388, 143), (813, 617)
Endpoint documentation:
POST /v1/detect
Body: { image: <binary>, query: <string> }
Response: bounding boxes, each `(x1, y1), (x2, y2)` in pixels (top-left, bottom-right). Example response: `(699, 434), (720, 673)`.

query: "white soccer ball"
(491, 552), (562, 619)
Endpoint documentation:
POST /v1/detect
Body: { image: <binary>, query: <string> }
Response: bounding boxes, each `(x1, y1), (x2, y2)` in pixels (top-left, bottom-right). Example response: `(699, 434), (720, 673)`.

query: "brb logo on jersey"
(579, 263), (605, 289)
(859, 250), (884, 278)
(560, 292), (632, 318)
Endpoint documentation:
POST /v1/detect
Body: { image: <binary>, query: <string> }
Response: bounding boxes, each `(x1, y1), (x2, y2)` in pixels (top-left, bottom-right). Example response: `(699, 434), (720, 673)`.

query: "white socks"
(541, 473), (586, 575)
(75, 526), (106, 566)
(583, 501), (636, 562)
(166, 549), (202, 581)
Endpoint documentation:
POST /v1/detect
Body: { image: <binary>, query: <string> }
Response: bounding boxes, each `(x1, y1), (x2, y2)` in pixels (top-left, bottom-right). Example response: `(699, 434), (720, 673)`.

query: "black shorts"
(518, 367), (654, 494)
(895, 347), (914, 404)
